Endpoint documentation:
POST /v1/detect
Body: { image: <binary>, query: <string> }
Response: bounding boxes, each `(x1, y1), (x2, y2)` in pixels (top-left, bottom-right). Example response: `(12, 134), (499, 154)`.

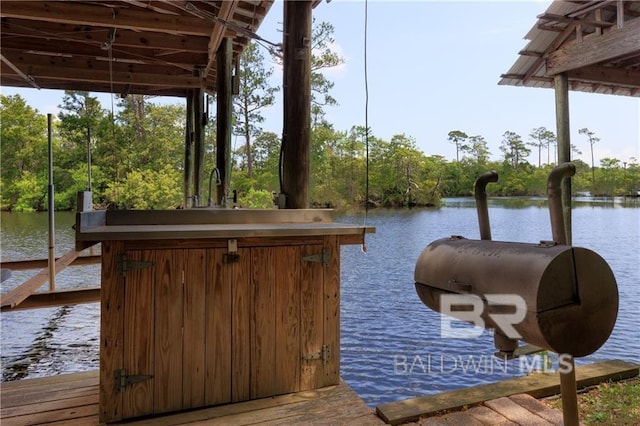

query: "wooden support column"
(554, 73), (572, 245)
(193, 88), (205, 206)
(184, 93), (194, 208)
(216, 38), (233, 206)
(282, 0), (312, 209)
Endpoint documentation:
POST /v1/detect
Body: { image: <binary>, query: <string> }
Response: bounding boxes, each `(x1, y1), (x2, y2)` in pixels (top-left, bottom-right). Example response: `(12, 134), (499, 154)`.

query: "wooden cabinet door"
(121, 248), (209, 419)
(102, 236), (341, 422)
(249, 237), (340, 398)
(122, 249), (155, 419)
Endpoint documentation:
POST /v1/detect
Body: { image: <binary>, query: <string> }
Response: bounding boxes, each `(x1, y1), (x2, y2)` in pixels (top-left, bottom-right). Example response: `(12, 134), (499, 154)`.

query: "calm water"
(1, 198), (638, 407)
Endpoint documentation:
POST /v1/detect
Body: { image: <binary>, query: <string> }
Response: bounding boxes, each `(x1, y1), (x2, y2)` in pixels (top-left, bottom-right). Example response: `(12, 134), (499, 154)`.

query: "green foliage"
(242, 188), (275, 209)
(2, 63), (636, 212)
(9, 171), (47, 212)
(105, 166), (182, 209)
(1, 94), (49, 210)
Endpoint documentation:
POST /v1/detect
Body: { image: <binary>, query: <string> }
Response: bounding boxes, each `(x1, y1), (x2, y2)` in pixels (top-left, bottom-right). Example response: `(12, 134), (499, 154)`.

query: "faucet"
(207, 167), (222, 207)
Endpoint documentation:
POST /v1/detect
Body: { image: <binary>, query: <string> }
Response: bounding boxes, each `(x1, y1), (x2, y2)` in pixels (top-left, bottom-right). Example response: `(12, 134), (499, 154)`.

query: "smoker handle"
(474, 171), (499, 241)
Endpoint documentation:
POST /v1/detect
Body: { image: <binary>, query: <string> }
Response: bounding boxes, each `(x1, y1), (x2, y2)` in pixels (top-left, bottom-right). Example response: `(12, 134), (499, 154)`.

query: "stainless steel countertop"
(76, 209), (374, 242)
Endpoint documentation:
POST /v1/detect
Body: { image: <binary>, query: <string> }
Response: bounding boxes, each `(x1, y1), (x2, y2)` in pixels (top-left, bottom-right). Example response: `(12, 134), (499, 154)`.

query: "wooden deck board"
(0, 372), (381, 425)
(2, 360), (636, 425)
(377, 359), (639, 425)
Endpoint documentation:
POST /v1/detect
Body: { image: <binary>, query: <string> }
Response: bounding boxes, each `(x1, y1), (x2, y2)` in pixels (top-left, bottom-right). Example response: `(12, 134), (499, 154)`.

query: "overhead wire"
(362, 0), (370, 253)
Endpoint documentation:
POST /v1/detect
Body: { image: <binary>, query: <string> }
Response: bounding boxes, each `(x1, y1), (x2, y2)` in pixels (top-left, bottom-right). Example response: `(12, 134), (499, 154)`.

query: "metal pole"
(87, 125), (92, 191)
(47, 114), (55, 292)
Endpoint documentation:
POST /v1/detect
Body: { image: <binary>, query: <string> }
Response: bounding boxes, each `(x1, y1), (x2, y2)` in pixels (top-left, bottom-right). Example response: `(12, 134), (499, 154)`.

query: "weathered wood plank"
(323, 235), (341, 387)
(124, 381), (374, 426)
(484, 396), (553, 425)
(251, 247), (276, 399)
(0, 394), (98, 419)
(205, 248), (232, 406)
(376, 359), (639, 425)
(231, 248), (251, 402)
(339, 233), (366, 246)
(300, 244), (324, 390)
(0, 1), (213, 36)
(42, 416), (100, 426)
(0, 384), (97, 408)
(154, 250), (183, 414)
(1, 287), (100, 312)
(0, 403), (98, 426)
(274, 246), (301, 395)
(123, 250), (155, 419)
(99, 241), (124, 423)
(0, 255), (100, 270)
(183, 249), (207, 409)
(0, 371), (98, 392)
(546, 17), (640, 75)
(0, 249), (81, 308)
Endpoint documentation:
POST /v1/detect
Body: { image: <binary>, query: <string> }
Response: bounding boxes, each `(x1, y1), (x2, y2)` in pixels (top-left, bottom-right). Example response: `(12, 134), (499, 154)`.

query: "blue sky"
(3, 1), (638, 166)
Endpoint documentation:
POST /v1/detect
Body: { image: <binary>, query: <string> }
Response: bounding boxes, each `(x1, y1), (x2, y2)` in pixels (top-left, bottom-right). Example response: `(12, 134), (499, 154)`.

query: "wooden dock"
(1, 359), (637, 425)
(377, 359), (640, 425)
(0, 371), (382, 425)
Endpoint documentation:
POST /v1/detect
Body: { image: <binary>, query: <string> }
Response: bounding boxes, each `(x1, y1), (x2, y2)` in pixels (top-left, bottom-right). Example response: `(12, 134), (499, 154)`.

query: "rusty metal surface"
(474, 171), (499, 241)
(414, 236), (618, 357)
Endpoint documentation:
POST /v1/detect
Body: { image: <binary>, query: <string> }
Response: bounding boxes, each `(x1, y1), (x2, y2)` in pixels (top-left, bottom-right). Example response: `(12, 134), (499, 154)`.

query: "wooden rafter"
(546, 17), (640, 75)
(568, 64), (640, 88)
(0, 1), (212, 36)
(205, 1), (240, 76)
(0, 1), (273, 97)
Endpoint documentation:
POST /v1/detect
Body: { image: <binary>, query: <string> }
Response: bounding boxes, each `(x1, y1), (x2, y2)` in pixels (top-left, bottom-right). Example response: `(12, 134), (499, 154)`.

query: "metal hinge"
(302, 344), (330, 364)
(117, 254), (154, 276)
(114, 369), (153, 391)
(302, 248), (331, 267)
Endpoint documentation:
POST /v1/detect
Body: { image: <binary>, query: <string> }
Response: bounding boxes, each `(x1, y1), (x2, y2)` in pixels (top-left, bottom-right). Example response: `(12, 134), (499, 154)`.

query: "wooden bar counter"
(76, 209), (373, 423)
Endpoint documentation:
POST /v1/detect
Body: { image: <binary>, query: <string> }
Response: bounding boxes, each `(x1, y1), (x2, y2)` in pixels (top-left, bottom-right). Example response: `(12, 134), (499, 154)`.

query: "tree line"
(2, 22), (638, 212)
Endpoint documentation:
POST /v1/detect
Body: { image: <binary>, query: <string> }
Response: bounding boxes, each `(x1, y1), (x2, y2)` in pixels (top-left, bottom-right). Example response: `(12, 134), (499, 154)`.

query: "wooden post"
(554, 72), (578, 426)
(282, 0), (312, 209)
(216, 38), (233, 206)
(193, 88), (205, 206)
(554, 73), (572, 244)
(184, 93), (194, 208)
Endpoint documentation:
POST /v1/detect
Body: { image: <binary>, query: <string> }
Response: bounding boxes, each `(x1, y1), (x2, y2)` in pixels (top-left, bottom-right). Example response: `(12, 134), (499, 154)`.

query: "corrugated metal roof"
(499, 0), (640, 97)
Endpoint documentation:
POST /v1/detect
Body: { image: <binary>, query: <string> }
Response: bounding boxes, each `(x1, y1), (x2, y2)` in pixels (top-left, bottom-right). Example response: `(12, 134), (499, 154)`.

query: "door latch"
(302, 344), (330, 364)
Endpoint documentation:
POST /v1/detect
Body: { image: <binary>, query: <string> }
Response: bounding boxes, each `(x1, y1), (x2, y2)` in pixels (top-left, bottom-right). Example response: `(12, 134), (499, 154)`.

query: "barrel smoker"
(414, 163), (618, 358)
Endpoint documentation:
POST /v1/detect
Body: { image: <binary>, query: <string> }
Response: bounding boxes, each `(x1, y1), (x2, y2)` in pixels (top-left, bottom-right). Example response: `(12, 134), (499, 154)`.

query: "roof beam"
(546, 17), (640, 75)
(1, 52), (203, 89)
(0, 42), (207, 69)
(568, 64), (640, 88)
(523, 23), (577, 84)
(537, 12), (616, 28)
(0, 1), (212, 36)
(0, 53), (40, 89)
(1, 19), (210, 53)
(206, 1), (240, 76)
